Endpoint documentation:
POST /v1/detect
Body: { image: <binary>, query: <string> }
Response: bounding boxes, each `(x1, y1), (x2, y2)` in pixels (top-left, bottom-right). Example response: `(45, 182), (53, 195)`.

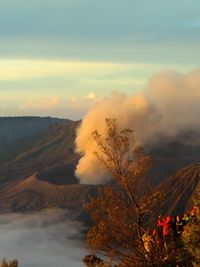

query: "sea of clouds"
(0, 209), (85, 267)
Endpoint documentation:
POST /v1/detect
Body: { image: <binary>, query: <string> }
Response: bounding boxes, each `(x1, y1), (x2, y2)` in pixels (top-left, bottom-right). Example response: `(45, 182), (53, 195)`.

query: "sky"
(0, 0), (200, 119)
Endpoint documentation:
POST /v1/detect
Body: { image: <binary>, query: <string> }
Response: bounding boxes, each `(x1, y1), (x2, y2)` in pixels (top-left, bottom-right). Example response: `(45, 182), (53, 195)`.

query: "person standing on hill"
(158, 215), (172, 257)
(142, 230), (154, 254)
(182, 212), (190, 226)
(176, 215), (184, 237)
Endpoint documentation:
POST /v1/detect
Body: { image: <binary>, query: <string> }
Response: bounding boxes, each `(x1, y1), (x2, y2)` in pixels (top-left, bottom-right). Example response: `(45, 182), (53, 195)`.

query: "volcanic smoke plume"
(75, 69), (200, 184)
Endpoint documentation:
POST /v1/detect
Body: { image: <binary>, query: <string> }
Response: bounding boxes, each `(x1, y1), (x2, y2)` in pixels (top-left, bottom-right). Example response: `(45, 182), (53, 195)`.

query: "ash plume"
(75, 69), (200, 184)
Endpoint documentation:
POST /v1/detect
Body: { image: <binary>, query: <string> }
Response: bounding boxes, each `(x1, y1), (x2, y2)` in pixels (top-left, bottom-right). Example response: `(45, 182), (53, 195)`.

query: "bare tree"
(84, 119), (163, 267)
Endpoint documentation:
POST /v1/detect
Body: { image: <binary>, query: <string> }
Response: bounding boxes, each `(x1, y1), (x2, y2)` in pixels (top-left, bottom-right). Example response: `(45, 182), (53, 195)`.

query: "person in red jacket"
(158, 215), (172, 236)
(157, 215), (172, 257)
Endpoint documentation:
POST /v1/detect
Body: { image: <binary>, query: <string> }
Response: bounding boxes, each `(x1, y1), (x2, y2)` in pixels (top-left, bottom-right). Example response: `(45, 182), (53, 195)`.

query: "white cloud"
(85, 92), (97, 100)
(4, 93), (101, 120)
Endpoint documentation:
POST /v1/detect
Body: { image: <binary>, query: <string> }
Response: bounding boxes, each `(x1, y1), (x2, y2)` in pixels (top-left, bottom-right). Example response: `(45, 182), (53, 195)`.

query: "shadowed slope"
(37, 163), (79, 185)
(150, 139), (200, 185)
(0, 120), (80, 185)
(0, 117), (68, 163)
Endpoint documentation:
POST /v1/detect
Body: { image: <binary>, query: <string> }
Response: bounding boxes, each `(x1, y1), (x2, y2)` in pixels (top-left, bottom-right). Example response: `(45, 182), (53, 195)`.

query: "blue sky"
(0, 0), (199, 119)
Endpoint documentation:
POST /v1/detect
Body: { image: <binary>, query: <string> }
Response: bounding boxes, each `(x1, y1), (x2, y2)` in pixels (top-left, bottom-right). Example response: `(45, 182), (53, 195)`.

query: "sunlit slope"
(0, 173), (97, 212)
(158, 163), (200, 214)
(0, 164), (199, 216)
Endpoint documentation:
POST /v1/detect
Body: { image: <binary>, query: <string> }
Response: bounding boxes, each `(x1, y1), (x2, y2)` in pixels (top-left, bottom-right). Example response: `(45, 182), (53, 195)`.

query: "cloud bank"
(0, 210), (85, 267)
(0, 93), (100, 120)
(75, 69), (200, 184)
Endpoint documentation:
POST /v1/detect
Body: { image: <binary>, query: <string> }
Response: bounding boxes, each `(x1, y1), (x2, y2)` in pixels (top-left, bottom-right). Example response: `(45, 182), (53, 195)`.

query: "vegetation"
(84, 119), (163, 266)
(83, 254), (113, 267)
(182, 185), (200, 266)
(83, 119), (200, 267)
(0, 258), (18, 267)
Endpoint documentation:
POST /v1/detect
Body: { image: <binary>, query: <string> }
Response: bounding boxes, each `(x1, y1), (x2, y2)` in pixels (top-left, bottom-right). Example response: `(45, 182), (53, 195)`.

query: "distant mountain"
(0, 117), (80, 185)
(0, 117), (199, 217)
(0, 116), (70, 164)
(0, 116), (67, 141)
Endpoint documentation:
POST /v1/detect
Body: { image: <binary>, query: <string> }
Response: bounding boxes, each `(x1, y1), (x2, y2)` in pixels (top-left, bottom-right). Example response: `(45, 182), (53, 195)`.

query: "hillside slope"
(0, 173), (97, 213)
(0, 117), (68, 163)
(0, 119), (80, 185)
(158, 163), (200, 214)
(0, 163), (198, 218)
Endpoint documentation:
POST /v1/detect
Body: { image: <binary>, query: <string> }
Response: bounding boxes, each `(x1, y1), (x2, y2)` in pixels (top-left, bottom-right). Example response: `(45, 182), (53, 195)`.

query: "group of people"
(142, 205), (198, 258)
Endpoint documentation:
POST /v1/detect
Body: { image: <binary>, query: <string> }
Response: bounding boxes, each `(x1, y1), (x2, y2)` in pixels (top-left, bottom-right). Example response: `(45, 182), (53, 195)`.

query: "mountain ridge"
(0, 118), (80, 185)
(0, 117), (200, 217)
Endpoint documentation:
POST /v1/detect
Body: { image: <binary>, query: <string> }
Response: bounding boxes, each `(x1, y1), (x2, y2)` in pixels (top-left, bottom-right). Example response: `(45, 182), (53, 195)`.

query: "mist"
(75, 68), (200, 184)
(0, 210), (85, 267)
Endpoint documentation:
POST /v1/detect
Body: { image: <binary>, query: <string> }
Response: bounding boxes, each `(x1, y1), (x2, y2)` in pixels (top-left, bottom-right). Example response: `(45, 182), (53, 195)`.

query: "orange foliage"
(85, 119), (163, 266)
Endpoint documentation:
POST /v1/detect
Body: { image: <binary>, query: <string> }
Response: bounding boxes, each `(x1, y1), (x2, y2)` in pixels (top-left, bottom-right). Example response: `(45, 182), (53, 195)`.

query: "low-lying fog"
(0, 209), (85, 267)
